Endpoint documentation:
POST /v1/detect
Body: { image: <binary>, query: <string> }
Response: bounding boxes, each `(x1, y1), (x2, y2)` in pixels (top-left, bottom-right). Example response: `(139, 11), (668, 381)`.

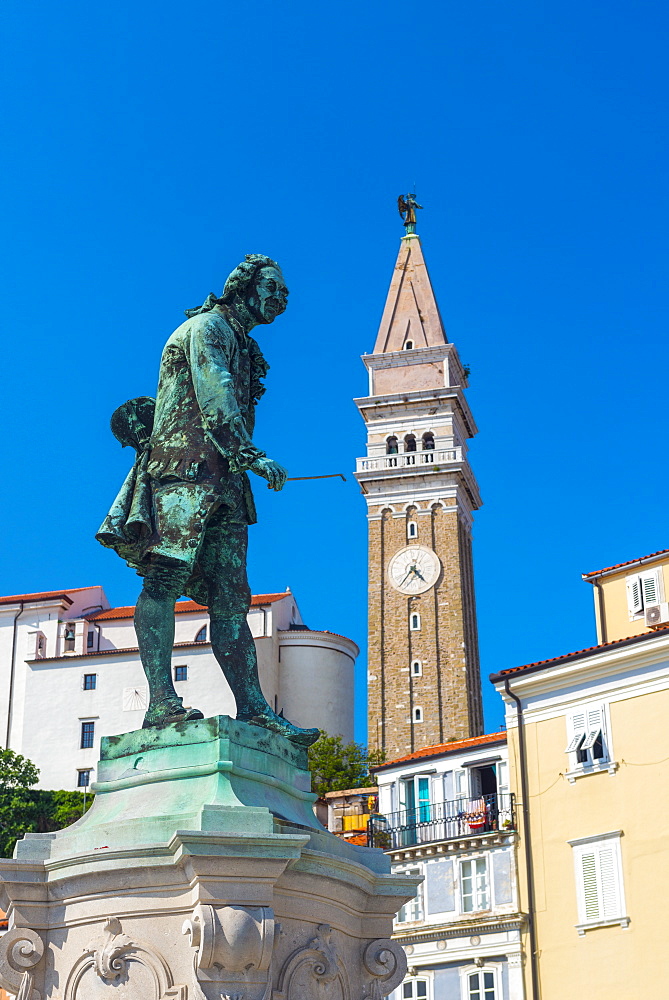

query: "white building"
(0, 585), (357, 790)
(372, 732), (525, 1000)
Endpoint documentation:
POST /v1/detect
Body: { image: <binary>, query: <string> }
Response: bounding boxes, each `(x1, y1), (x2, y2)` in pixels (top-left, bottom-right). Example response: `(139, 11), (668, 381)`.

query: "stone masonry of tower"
(355, 230), (484, 759)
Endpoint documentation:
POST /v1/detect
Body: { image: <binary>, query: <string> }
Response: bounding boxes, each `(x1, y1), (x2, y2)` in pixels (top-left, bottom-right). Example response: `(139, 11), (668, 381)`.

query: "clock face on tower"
(387, 545), (442, 595)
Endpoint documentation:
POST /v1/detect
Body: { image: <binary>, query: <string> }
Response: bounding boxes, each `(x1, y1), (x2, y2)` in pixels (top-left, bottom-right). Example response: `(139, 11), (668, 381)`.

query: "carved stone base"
(0, 717), (417, 1000)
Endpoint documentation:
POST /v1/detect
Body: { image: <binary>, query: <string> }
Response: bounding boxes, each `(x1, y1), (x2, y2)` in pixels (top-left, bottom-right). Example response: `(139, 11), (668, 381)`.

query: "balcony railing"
(356, 448), (463, 473)
(368, 792), (515, 850)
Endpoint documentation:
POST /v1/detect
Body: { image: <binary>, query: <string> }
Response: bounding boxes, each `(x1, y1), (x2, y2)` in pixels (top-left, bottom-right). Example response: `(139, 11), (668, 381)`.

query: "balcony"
(368, 793), (515, 850)
(356, 448), (463, 474)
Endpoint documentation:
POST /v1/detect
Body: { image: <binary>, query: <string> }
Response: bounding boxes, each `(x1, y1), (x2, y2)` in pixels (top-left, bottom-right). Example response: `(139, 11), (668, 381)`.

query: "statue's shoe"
(237, 709), (320, 747)
(142, 705), (205, 729)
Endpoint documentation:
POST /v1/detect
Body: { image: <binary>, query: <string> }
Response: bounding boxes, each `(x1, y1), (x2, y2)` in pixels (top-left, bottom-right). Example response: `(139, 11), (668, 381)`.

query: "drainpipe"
(504, 676), (540, 1000)
(6, 602), (25, 749)
(593, 578), (607, 644)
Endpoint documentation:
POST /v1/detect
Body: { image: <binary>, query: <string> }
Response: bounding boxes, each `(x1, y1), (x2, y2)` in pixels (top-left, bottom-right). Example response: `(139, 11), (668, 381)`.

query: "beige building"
(491, 548), (669, 998)
(354, 229), (483, 758)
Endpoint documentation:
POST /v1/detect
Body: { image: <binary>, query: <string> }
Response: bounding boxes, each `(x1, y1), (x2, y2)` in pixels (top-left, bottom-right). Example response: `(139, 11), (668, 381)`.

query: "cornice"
(361, 345), (453, 370)
(391, 913), (526, 945)
(387, 831), (517, 863)
(354, 387), (477, 439)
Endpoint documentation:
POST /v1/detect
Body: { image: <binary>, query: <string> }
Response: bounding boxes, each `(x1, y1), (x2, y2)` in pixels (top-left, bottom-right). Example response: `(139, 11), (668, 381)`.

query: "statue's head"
(220, 253), (289, 325)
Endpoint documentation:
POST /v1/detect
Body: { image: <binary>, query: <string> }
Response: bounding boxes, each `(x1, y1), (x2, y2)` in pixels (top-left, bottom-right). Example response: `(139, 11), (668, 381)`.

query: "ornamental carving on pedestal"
(64, 916), (187, 1000)
(183, 903), (275, 1000)
(0, 927), (44, 1000)
(360, 939), (407, 999)
(274, 924), (350, 1000)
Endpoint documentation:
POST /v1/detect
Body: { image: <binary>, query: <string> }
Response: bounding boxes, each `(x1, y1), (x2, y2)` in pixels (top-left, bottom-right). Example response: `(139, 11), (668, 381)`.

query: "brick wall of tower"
(367, 500), (483, 759)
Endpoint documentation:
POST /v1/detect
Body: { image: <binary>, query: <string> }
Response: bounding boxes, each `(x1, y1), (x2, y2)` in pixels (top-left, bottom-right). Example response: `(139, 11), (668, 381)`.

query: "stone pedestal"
(0, 717), (417, 1000)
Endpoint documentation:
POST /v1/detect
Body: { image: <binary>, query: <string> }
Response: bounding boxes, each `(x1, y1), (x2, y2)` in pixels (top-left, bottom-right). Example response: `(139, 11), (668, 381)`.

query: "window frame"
(393, 863), (424, 924)
(77, 769), (92, 788)
(564, 702), (618, 781)
(459, 856), (490, 914)
(412, 706), (423, 724)
(82, 673), (97, 691)
(80, 721), (95, 749)
(568, 830), (629, 934)
(195, 625), (207, 643)
(174, 664), (188, 682)
(407, 521), (418, 540)
(400, 977), (429, 1000)
(459, 964), (501, 1000)
(626, 567), (663, 620)
(410, 612), (421, 631)
(411, 659), (422, 677)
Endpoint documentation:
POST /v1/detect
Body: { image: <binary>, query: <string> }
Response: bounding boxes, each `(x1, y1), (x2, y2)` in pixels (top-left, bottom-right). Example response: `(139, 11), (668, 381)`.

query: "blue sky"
(1, 1), (667, 740)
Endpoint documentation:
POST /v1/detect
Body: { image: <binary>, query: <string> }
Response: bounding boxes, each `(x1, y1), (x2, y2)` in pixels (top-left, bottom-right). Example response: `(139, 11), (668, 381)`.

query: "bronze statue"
(397, 193), (423, 234)
(97, 254), (320, 746)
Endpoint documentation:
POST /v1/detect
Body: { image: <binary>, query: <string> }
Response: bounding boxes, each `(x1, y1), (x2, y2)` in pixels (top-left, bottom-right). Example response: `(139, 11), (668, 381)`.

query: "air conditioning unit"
(646, 603), (669, 628)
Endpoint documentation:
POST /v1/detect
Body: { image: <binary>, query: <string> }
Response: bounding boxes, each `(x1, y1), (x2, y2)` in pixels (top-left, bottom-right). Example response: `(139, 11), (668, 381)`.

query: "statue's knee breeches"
(141, 558), (191, 602)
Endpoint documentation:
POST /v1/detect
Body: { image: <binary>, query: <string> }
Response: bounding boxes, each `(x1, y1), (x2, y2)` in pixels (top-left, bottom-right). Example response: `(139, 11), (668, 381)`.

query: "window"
(195, 625), (207, 642)
(413, 706), (423, 723)
(34, 633), (46, 659)
(565, 704), (609, 768)
(386, 436), (399, 455)
(626, 568), (663, 618)
(64, 626), (76, 652)
(404, 434), (417, 453)
(87, 630), (95, 649)
(460, 858), (489, 912)
(174, 665), (188, 682)
(80, 722), (95, 749)
(402, 979), (427, 1000)
(410, 613), (421, 631)
(77, 769), (91, 788)
(404, 340), (414, 351)
(422, 432), (435, 450)
(407, 521), (418, 539)
(569, 832), (628, 933)
(411, 659), (422, 676)
(467, 970), (496, 1000)
(83, 674), (97, 691)
(395, 866), (423, 922)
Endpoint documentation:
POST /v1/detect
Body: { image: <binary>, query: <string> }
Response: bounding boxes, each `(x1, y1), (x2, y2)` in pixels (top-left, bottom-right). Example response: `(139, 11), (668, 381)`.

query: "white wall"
(0, 587), (356, 790)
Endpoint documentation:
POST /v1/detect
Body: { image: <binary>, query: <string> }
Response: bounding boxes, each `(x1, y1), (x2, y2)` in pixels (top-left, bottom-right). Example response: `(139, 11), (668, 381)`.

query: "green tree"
(0, 749), (40, 857)
(0, 750), (93, 858)
(307, 732), (385, 798)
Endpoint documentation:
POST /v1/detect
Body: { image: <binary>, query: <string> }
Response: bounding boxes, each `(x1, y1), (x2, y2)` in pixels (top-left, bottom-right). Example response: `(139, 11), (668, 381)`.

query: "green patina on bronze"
(96, 254), (319, 747)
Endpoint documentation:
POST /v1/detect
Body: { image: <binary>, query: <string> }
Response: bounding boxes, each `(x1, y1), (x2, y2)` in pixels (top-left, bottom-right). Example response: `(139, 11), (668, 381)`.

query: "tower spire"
(354, 208), (483, 758)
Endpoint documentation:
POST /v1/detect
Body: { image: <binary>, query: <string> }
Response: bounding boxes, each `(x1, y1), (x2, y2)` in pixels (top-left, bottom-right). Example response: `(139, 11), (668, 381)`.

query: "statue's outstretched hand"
(250, 457), (288, 491)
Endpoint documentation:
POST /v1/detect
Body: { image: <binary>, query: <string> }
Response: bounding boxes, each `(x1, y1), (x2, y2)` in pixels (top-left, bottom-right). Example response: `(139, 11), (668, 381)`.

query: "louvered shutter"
(576, 841), (623, 924)
(565, 710), (586, 753)
(581, 706), (603, 751)
(641, 569), (662, 609)
(579, 850), (601, 921)
(627, 576), (643, 615)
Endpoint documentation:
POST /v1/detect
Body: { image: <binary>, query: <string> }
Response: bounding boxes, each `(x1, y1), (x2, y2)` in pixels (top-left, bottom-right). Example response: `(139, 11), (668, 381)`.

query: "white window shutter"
(566, 710), (586, 752)
(598, 846), (621, 919)
(581, 706), (603, 750)
(640, 569), (662, 609)
(580, 851), (600, 921)
(627, 575), (643, 615)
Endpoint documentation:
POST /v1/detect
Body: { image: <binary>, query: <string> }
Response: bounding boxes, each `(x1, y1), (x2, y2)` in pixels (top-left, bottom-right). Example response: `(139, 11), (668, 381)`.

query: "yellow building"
(491, 549), (669, 998)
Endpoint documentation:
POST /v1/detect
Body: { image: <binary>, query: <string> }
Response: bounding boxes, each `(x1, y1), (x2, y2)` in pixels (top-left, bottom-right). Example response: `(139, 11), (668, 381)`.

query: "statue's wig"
(219, 253), (281, 304)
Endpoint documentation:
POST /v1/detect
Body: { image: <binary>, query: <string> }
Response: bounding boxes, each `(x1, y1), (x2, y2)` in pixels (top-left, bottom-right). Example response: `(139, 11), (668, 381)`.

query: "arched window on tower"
(422, 431), (435, 463)
(386, 436), (398, 454)
(195, 625), (207, 642)
(410, 612), (421, 631)
(404, 340), (414, 350)
(407, 521), (418, 539)
(405, 435), (416, 464)
(411, 659), (422, 676)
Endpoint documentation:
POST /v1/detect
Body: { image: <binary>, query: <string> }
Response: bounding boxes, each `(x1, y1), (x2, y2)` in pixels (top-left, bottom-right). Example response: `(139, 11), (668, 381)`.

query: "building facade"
(492, 548), (669, 998)
(355, 229), (483, 759)
(371, 733), (525, 1000)
(0, 585), (358, 790)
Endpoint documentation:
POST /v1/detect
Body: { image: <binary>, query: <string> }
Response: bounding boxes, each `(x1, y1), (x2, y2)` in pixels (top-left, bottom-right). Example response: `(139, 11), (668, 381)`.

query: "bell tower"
(354, 209), (483, 758)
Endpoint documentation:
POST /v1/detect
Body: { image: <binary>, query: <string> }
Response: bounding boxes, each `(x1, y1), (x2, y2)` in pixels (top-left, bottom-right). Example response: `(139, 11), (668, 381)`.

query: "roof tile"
(375, 731), (506, 771)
